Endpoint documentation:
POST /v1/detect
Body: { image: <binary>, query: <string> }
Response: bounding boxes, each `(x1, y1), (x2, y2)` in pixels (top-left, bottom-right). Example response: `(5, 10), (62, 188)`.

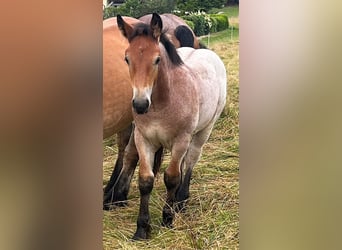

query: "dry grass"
(103, 32), (239, 249)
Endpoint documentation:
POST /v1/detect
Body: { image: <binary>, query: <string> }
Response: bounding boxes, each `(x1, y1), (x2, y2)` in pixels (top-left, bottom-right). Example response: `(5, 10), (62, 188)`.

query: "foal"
(103, 16), (203, 209)
(117, 13), (227, 240)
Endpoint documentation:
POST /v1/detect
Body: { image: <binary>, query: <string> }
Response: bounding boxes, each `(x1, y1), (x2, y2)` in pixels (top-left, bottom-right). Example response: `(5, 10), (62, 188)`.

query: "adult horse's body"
(117, 14), (227, 240)
(103, 17), (138, 138)
(139, 13), (204, 49)
(103, 17), (141, 209)
(103, 15), (202, 209)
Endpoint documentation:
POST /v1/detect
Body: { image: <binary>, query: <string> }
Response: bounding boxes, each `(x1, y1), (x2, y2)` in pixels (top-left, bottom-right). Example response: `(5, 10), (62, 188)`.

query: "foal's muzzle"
(132, 98), (150, 114)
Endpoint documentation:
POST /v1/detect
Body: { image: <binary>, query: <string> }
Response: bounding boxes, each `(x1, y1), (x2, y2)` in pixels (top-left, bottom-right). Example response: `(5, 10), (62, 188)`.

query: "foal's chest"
(136, 119), (174, 149)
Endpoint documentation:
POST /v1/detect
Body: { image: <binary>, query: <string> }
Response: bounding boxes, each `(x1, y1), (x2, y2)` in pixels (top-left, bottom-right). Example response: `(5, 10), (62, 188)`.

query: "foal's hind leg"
(175, 125), (214, 212)
(162, 135), (191, 227)
(103, 124), (139, 209)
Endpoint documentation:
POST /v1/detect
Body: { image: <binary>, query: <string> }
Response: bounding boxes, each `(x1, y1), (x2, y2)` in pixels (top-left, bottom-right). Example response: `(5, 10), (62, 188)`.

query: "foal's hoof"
(103, 200), (128, 210)
(132, 228), (150, 240)
(162, 208), (174, 228)
(161, 215), (174, 228)
(103, 203), (112, 211)
(103, 189), (129, 210)
(161, 220), (174, 228)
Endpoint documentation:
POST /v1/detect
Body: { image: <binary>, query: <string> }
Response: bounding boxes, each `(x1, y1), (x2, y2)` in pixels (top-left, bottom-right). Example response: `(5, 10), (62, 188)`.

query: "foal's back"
(177, 47), (227, 131)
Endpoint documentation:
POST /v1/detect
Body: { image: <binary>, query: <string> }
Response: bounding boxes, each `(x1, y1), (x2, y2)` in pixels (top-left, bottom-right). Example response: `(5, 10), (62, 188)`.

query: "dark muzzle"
(132, 98), (150, 114)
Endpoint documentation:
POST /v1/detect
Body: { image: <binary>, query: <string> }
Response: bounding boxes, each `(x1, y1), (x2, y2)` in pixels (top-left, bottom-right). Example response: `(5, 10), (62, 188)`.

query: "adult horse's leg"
(103, 125), (132, 209)
(175, 125), (214, 212)
(132, 130), (158, 240)
(162, 135), (191, 227)
(103, 124), (139, 209)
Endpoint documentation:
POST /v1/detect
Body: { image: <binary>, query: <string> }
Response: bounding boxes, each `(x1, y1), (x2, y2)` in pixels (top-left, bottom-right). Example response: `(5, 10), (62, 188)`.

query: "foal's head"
(117, 13), (182, 114)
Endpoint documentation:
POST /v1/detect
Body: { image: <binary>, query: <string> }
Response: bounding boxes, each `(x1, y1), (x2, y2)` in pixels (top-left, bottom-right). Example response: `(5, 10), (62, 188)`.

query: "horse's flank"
(139, 13), (201, 49)
(103, 17), (141, 138)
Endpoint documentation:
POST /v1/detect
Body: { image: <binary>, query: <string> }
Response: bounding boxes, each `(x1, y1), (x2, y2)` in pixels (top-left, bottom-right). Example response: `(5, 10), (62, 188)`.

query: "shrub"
(103, 6), (119, 20)
(185, 20), (195, 31)
(176, 0), (226, 12)
(103, 0), (175, 19)
(210, 14), (229, 31)
(182, 13), (211, 36)
(209, 16), (218, 33)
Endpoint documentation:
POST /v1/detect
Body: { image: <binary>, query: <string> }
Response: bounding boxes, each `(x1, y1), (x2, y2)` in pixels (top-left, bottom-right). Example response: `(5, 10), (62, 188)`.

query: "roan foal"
(117, 13), (227, 240)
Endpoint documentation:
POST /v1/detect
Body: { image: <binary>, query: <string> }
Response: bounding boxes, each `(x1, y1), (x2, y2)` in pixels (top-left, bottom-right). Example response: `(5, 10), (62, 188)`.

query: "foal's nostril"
(132, 98), (150, 114)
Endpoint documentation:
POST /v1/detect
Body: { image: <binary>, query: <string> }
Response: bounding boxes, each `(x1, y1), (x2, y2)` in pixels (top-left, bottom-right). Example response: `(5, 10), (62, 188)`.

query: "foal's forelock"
(128, 23), (183, 67)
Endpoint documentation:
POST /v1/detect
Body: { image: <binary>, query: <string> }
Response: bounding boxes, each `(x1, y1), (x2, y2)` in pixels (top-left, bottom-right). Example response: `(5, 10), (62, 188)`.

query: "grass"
(200, 28), (239, 48)
(103, 6), (239, 250)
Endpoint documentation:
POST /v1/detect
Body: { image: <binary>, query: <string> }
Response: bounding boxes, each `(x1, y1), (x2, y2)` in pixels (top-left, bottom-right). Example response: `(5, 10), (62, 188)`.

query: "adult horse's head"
(117, 13), (182, 114)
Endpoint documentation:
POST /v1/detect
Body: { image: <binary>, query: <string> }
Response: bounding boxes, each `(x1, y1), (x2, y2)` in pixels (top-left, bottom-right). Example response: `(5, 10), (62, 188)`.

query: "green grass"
(103, 5), (239, 250)
(200, 28), (239, 47)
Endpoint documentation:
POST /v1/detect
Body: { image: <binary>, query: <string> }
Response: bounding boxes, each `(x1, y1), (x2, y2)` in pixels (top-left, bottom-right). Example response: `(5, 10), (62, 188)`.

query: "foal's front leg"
(162, 135), (191, 227)
(132, 130), (157, 240)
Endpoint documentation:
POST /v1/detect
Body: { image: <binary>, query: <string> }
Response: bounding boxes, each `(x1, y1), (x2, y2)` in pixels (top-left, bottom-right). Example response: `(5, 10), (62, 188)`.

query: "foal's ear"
(150, 13), (163, 41)
(117, 15), (133, 40)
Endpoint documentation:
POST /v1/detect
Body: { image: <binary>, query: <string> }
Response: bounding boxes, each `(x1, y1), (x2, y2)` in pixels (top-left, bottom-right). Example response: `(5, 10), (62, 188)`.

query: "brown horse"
(117, 13), (227, 240)
(103, 17), (141, 209)
(103, 15), (202, 209)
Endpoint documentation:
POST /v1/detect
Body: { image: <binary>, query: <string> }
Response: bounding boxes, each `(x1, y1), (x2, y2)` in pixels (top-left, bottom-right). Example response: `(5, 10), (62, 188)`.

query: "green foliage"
(103, 0), (176, 19)
(209, 16), (218, 33)
(176, 0), (197, 12)
(103, 6), (118, 20)
(209, 5), (239, 17)
(182, 14), (209, 36)
(184, 20), (195, 31)
(210, 14), (229, 31)
(182, 13), (229, 36)
(176, 0), (225, 12)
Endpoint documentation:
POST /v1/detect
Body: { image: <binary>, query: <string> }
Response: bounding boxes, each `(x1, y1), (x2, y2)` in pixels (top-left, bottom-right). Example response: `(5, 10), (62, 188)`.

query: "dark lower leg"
(152, 147), (163, 176)
(103, 127), (131, 195)
(103, 153), (138, 208)
(133, 176), (154, 240)
(174, 140), (203, 212)
(175, 168), (192, 212)
(103, 125), (138, 209)
(162, 172), (181, 227)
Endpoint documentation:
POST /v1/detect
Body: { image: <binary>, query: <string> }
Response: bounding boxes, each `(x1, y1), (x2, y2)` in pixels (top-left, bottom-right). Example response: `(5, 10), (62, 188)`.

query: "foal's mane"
(128, 23), (183, 66)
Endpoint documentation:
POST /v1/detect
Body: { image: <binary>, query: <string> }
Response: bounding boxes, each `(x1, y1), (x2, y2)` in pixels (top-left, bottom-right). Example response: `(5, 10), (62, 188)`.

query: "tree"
(104, 0), (177, 19)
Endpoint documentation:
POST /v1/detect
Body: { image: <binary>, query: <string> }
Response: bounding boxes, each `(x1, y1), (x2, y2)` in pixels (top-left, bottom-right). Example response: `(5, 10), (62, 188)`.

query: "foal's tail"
(174, 25), (195, 48)
(153, 147), (164, 175)
(174, 24), (208, 49)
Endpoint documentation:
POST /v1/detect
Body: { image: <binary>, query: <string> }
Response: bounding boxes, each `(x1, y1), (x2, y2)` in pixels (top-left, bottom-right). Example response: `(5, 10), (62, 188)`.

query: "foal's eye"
(154, 56), (161, 65)
(124, 56), (130, 65)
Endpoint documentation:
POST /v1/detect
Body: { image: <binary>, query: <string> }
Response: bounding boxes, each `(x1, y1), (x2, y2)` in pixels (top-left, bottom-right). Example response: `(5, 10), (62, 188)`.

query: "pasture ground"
(103, 6), (239, 250)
